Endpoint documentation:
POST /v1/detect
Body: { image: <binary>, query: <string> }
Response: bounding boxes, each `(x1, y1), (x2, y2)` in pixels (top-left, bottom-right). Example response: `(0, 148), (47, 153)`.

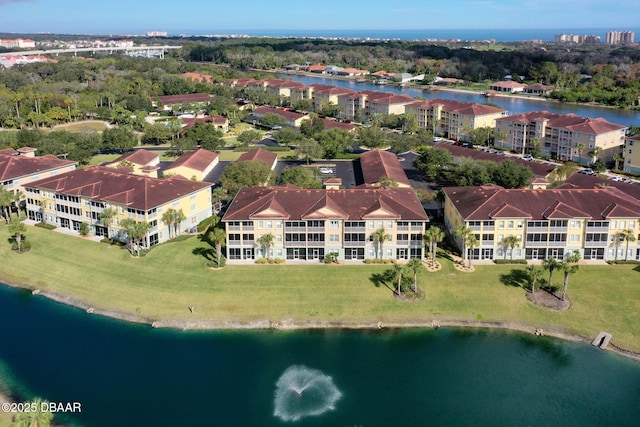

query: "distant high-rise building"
(147, 31), (168, 37)
(606, 31), (634, 44)
(554, 34), (600, 44)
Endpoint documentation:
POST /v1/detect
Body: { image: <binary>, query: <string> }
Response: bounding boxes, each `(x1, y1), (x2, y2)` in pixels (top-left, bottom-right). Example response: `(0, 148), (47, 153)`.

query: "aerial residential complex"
(24, 166), (213, 246)
(494, 111), (627, 161)
(444, 184), (640, 261)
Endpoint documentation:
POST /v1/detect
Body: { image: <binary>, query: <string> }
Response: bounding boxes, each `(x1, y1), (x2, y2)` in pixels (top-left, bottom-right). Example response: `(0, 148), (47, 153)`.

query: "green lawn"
(1, 224), (639, 352)
(53, 121), (110, 132)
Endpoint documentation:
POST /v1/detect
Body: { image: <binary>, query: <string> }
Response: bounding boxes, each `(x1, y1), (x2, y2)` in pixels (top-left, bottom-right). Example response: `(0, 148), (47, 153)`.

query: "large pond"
(1, 284), (639, 427)
(279, 74), (640, 127)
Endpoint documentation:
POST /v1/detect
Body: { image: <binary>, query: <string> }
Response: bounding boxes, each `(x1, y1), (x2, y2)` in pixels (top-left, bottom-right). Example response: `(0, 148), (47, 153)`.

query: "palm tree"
(454, 224), (472, 263)
(466, 234), (478, 268)
(433, 189), (446, 219)
(575, 142), (586, 164)
(8, 218), (26, 252)
(391, 264), (405, 296)
(258, 233), (275, 260)
(613, 231), (623, 261)
(502, 235), (520, 260)
(208, 227), (226, 266)
(612, 152), (624, 171)
(406, 258), (423, 293)
(424, 226), (445, 266)
(371, 227), (390, 260)
(542, 257), (562, 288)
(0, 185), (13, 223)
(620, 229), (637, 262)
(99, 207), (118, 239)
(162, 208), (177, 238)
(526, 265), (542, 295)
(172, 208), (186, 237)
(589, 146), (602, 164)
(121, 219), (151, 257)
(560, 250), (581, 301)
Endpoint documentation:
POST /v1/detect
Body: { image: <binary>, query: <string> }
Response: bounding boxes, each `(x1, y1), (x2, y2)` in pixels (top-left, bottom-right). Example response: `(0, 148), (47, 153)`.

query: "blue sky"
(1, 0), (639, 35)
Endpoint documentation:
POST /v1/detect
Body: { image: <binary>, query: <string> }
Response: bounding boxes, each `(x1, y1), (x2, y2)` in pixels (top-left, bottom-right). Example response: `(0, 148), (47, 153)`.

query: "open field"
(1, 224), (639, 353)
(52, 120), (111, 132)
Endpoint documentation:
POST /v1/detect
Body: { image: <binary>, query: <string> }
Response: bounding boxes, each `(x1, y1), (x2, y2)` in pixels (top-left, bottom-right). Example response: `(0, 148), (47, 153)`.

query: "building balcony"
(586, 227), (609, 233)
(344, 227), (366, 232)
(344, 241), (366, 247)
(286, 226), (306, 232)
(525, 241), (549, 247)
(584, 241), (607, 247)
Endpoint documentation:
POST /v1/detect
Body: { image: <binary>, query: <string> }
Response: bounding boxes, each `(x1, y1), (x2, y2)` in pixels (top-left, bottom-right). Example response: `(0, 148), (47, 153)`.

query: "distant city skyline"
(1, 0), (639, 36)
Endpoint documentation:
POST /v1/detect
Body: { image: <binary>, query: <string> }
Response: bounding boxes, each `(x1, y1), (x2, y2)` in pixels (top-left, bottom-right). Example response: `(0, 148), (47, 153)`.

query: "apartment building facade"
(222, 186), (428, 262)
(623, 135), (640, 175)
(495, 111), (627, 161)
(0, 148), (77, 195)
(443, 185), (640, 262)
(24, 166), (213, 247)
(405, 99), (506, 141)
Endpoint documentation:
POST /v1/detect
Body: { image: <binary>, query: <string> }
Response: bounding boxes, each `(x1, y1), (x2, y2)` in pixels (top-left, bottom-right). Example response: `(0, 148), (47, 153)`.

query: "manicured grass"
(1, 224), (639, 352)
(88, 154), (120, 166)
(53, 121), (110, 132)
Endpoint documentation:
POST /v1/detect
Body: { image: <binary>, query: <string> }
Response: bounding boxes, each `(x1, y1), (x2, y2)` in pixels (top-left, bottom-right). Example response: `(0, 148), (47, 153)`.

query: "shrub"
(494, 259), (528, 265)
(364, 258), (396, 264)
(606, 260), (640, 265)
(35, 222), (56, 230)
(255, 257), (268, 264)
(12, 240), (31, 253)
(324, 252), (339, 264)
(79, 222), (90, 236)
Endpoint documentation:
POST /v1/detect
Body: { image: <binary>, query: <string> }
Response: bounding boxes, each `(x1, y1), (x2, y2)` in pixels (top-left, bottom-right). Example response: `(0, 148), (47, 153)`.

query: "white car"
(609, 176), (624, 182)
(579, 168), (595, 175)
(522, 154), (534, 161)
(319, 167), (334, 174)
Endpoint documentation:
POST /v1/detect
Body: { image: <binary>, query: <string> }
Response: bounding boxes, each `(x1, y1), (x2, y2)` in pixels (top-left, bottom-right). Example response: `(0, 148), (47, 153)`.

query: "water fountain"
(273, 365), (342, 422)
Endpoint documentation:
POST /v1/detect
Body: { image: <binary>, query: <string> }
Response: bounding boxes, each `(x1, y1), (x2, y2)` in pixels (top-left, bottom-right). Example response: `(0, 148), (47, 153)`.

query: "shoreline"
(4, 280), (640, 363)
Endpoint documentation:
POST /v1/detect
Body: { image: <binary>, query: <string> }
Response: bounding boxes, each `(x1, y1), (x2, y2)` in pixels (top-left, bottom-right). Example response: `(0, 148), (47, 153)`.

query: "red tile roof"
(360, 149), (411, 186)
(108, 149), (158, 166)
(496, 111), (626, 134)
(0, 153), (76, 182)
(26, 166), (212, 211)
(564, 172), (640, 202)
(320, 118), (357, 131)
(182, 72), (213, 83)
(223, 186), (428, 222)
(181, 115), (228, 130)
(237, 148), (278, 167)
(157, 93), (212, 106)
(165, 149), (218, 173)
(254, 106), (308, 122)
(407, 98), (505, 116)
(443, 185), (640, 221)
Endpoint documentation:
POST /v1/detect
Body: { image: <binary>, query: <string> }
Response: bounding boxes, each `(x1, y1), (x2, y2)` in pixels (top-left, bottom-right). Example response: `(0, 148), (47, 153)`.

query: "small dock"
(592, 332), (612, 349)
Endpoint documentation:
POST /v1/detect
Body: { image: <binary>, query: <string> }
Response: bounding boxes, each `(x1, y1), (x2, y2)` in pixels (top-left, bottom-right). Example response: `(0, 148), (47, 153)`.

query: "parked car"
(579, 168), (595, 175)
(320, 167), (334, 174)
(609, 176), (624, 182)
(522, 154), (534, 161)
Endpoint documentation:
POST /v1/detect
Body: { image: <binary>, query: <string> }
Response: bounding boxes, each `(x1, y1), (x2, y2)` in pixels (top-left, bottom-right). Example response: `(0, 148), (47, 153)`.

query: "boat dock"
(592, 332), (612, 349)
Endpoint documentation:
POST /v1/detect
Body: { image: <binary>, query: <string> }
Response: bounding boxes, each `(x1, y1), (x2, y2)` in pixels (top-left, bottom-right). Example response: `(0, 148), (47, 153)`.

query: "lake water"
(1, 284), (639, 426)
(279, 74), (640, 127)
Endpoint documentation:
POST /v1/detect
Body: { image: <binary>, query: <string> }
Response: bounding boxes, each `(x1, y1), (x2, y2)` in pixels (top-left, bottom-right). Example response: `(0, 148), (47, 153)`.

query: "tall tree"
(620, 229), (637, 262)
(560, 251), (581, 301)
(406, 258), (423, 293)
(99, 207), (118, 239)
(8, 218), (26, 253)
(258, 233), (275, 260)
(542, 257), (562, 288)
(371, 227), (391, 259)
(502, 235), (520, 260)
(220, 160), (273, 196)
(454, 224), (473, 263)
(207, 226), (226, 267)
(424, 226), (445, 266)
(526, 265), (542, 295)
(466, 234), (478, 268)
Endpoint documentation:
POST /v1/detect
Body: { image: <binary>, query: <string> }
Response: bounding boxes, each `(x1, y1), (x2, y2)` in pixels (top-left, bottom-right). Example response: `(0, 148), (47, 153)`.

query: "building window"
(368, 221), (374, 229)
(498, 221), (505, 229)
(610, 221), (617, 229)
(508, 221), (514, 229)
(329, 234), (339, 242)
(570, 234), (580, 242)
(330, 220), (339, 229)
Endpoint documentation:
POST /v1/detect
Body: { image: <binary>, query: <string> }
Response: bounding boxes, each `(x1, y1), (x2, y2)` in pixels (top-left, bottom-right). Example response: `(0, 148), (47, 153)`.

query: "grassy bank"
(1, 224), (639, 352)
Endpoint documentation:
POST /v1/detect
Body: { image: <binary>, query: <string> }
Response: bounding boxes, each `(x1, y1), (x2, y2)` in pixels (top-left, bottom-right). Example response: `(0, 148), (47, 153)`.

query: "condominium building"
(222, 186), (428, 262)
(606, 31), (635, 44)
(0, 148), (77, 195)
(443, 185), (640, 261)
(494, 111), (627, 161)
(623, 135), (640, 174)
(24, 166), (213, 246)
(405, 99), (506, 141)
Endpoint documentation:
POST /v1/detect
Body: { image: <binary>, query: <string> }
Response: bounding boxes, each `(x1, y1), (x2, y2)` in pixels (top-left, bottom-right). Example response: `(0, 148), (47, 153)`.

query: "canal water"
(279, 74), (640, 127)
(0, 284), (639, 426)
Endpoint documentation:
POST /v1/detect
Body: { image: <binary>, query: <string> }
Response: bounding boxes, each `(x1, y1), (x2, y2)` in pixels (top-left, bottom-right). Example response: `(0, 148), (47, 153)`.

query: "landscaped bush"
(35, 222), (56, 230)
(494, 259), (528, 265)
(323, 252), (339, 264)
(100, 238), (125, 246)
(364, 258), (396, 264)
(255, 257), (285, 264)
(11, 240), (31, 253)
(606, 260), (640, 265)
